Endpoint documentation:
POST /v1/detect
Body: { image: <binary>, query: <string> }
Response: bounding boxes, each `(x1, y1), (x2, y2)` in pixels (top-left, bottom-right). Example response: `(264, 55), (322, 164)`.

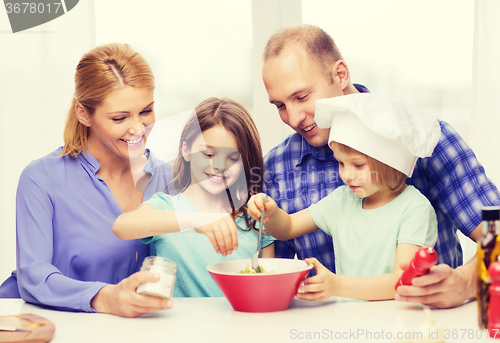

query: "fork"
(251, 194), (268, 273)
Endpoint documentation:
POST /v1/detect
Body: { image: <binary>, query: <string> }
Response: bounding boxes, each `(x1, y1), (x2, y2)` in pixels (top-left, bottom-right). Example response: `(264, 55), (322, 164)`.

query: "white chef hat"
(315, 93), (441, 177)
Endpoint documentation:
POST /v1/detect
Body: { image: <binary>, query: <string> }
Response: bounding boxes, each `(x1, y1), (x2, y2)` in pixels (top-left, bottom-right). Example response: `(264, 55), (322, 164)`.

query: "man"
(261, 24), (500, 308)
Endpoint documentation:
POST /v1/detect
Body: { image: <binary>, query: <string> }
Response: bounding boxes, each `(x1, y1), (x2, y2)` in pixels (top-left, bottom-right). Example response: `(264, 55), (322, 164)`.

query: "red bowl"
(207, 258), (313, 313)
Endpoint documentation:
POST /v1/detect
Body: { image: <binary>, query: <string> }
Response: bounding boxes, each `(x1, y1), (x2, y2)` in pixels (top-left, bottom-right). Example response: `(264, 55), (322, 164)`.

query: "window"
(302, 0), (474, 141)
(95, 0), (253, 118)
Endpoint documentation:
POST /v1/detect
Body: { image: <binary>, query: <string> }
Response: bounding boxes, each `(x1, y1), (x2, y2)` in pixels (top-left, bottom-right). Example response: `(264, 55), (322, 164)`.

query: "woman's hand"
(295, 258), (338, 301)
(194, 214), (238, 256)
(247, 193), (277, 223)
(91, 271), (173, 318)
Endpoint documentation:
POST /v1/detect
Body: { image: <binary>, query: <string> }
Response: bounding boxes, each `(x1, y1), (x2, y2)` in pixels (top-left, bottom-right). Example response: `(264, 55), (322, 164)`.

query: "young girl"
(113, 97), (275, 297)
(248, 93), (440, 301)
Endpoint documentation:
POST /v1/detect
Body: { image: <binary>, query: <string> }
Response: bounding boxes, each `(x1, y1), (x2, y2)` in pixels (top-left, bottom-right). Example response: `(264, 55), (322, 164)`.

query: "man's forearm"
(456, 253), (478, 303)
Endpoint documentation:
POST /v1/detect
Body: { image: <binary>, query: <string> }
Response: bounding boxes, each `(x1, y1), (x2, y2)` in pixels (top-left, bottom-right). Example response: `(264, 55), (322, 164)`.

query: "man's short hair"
(263, 24), (344, 83)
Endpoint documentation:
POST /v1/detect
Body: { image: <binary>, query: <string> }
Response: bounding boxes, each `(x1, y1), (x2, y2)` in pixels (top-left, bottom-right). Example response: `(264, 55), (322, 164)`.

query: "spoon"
(251, 194), (268, 273)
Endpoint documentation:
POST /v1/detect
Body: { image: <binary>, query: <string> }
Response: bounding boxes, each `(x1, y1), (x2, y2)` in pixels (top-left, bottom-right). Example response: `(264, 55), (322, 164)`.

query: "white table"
(0, 298), (491, 342)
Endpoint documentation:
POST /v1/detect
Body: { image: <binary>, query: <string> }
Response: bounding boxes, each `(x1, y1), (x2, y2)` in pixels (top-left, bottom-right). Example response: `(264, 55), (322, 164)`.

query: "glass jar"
(136, 256), (176, 299)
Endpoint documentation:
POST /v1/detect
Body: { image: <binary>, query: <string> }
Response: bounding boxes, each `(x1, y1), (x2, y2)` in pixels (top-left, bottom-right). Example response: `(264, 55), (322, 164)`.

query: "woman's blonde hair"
(331, 142), (407, 191)
(62, 43), (154, 157)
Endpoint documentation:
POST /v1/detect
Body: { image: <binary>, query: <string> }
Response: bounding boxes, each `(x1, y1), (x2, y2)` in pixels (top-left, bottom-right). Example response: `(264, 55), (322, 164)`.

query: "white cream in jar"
(136, 256), (176, 299)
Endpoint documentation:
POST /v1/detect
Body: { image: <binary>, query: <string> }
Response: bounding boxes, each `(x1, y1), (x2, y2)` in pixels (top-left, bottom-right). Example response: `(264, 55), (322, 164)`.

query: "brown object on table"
(0, 314), (55, 343)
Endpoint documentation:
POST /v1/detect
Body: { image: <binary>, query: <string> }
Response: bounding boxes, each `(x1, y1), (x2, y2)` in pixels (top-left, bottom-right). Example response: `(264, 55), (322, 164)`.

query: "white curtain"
(470, 0), (500, 187)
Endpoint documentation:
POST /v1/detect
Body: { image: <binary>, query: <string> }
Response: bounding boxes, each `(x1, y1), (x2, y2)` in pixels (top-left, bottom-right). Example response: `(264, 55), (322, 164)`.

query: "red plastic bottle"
(488, 260), (500, 338)
(395, 246), (438, 289)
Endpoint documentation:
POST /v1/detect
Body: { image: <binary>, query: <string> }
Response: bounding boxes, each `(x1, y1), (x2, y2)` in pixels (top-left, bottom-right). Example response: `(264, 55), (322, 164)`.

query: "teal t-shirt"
(309, 185), (437, 277)
(140, 192), (275, 297)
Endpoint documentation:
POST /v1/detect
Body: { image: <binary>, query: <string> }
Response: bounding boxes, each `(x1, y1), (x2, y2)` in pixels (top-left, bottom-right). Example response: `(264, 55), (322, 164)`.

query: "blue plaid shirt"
(263, 84), (500, 274)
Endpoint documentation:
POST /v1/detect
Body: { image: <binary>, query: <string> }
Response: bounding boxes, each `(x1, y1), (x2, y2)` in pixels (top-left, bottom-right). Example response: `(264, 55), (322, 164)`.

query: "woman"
(0, 43), (173, 317)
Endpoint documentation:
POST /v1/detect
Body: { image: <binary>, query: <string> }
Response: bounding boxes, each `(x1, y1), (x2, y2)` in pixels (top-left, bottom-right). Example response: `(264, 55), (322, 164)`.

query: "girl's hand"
(194, 214), (238, 256)
(296, 258), (338, 301)
(247, 193), (277, 223)
(91, 271), (173, 318)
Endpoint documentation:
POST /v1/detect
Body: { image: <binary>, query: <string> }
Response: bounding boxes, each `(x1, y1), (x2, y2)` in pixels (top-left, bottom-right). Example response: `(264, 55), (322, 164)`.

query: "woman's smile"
(120, 135), (144, 146)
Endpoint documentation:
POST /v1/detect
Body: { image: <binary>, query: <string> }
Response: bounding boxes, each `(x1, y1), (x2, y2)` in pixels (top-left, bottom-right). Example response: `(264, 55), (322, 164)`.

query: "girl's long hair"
(168, 97), (264, 231)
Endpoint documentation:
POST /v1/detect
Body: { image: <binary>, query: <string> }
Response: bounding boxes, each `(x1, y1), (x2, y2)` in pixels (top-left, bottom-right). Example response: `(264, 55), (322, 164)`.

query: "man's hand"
(395, 262), (475, 308)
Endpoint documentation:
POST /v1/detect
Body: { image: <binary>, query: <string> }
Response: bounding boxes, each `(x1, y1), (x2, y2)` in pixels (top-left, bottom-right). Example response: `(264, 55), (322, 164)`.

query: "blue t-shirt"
(141, 192), (275, 297)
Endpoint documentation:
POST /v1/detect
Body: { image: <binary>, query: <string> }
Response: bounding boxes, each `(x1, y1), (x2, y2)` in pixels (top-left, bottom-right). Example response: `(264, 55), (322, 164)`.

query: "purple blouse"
(0, 148), (171, 312)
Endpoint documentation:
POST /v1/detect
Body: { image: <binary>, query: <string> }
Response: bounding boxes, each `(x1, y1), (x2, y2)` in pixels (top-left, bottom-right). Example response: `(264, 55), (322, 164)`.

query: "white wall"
(469, 0), (500, 187)
(0, 1), (95, 284)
